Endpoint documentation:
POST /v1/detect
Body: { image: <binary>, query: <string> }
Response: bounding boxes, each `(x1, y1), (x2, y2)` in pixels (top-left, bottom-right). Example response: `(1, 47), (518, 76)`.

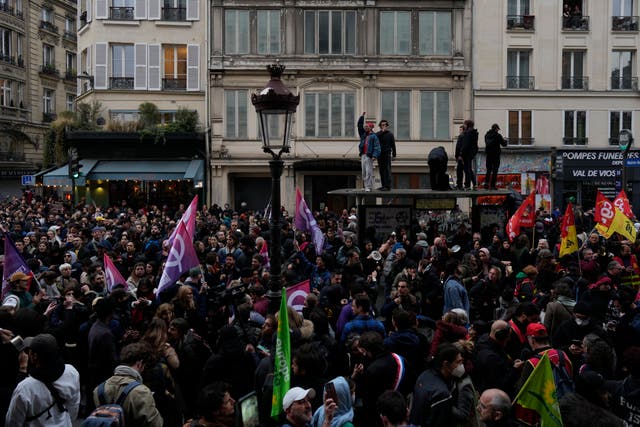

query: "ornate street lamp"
(619, 129), (634, 192)
(252, 64), (299, 314)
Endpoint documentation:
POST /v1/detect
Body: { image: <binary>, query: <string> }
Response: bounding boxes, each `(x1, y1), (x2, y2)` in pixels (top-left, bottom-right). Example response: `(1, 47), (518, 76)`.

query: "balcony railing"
(65, 70), (76, 81)
(563, 15), (589, 31)
(161, 7), (186, 21)
(506, 75), (535, 89)
(507, 138), (535, 146)
(0, 2), (14, 15)
(110, 76), (134, 89)
(39, 20), (59, 33)
(0, 105), (29, 120)
(563, 137), (588, 145)
(42, 112), (57, 122)
(561, 76), (589, 90)
(110, 6), (134, 20)
(0, 53), (15, 65)
(611, 76), (639, 90)
(612, 16), (639, 31)
(162, 78), (186, 90)
(63, 30), (77, 41)
(40, 64), (59, 76)
(506, 15), (535, 30)
(0, 150), (25, 161)
(16, 55), (23, 67)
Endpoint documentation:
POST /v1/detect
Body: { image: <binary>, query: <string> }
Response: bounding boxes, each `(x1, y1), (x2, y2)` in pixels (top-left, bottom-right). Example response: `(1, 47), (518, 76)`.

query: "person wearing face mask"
(409, 343), (465, 426)
(552, 301), (611, 370)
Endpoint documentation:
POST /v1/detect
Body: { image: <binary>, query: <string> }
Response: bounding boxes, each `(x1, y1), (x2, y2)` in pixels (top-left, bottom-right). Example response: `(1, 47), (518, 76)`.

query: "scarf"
(311, 377), (354, 427)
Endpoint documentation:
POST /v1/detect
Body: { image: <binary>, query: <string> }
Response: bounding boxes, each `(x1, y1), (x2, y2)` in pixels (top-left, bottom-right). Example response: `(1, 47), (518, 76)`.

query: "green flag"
(271, 288), (291, 418)
(514, 353), (564, 427)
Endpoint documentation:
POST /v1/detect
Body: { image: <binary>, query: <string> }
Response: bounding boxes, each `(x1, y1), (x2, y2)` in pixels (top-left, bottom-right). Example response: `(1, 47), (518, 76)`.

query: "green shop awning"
(42, 159), (99, 186)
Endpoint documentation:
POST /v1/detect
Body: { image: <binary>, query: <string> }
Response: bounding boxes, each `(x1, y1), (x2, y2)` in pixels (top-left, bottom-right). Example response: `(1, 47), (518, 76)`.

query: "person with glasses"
(281, 387), (317, 427)
(476, 388), (515, 427)
(376, 119), (396, 191)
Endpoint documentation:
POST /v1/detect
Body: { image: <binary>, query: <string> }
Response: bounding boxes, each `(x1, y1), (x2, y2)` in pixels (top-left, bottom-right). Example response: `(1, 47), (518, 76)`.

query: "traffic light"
(68, 148), (82, 179)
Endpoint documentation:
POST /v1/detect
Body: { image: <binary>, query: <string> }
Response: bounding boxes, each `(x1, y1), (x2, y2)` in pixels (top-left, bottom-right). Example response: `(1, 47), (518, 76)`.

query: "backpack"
(81, 381), (141, 427)
(530, 350), (574, 399)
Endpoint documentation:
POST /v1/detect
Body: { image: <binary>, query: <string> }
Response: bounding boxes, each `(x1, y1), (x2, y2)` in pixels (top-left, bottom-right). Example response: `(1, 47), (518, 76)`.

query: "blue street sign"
(625, 158), (640, 167)
(21, 175), (35, 186)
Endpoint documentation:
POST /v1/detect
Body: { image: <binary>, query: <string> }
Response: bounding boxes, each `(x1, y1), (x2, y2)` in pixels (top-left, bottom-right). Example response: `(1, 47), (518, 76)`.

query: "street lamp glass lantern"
(252, 64), (299, 158)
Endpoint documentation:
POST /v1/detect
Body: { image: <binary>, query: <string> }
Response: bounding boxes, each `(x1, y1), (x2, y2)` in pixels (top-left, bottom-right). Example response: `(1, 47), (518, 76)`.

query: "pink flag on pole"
(103, 254), (127, 292)
(295, 188), (325, 255)
(259, 239), (271, 271)
(166, 195), (198, 246)
(157, 221), (200, 295)
(286, 279), (310, 314)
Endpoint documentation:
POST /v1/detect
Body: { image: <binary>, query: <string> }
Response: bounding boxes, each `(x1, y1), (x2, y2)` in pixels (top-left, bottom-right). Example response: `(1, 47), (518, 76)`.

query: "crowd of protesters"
(0, 192), (640, 427)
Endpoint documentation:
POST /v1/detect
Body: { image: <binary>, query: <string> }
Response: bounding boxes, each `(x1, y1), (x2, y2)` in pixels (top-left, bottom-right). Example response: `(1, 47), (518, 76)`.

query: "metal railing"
(42, 112), (57, 122)
(110, 76), (134, 89)
(506, 15), (535, 30)
(562, 15), (589, 31)
(506, 75), (535, 89)
(0, 150), (25, 161)
(40, 64), (59, 76)
(39, 20), (58, 33)
(612, 16), (639, 31)
(161, 7), (186, 21)
(0, 105), (28, 120)
(611, 76), (638, 90)
(561, 76), (589, 90)
(0, 53), (15, 65)
(563, 137), (588, 145)
(507, 138), (535, 146)
(63, 31), (76, 41)
(65, 70), (76, 80)
(110, 6), (134, 20)
(0, 2), (14, 15)
(162, 78), (186, 90)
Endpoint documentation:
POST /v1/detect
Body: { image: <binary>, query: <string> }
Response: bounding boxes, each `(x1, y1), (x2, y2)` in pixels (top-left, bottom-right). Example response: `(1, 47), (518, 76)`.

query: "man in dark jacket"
(454, 125), (466, 190)
(484, 124), (507, 189)
(606, 346), (640, 426)
(428, 146), (450, 191)
(410, 343), (463, 426)
(458, 119), (479, 190)
(377, 119), (397, 191)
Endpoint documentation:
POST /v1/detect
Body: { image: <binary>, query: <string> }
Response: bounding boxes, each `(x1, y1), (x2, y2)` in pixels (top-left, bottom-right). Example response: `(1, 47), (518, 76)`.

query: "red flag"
(594, 191), (615, 228)
(286, 279), (310, 314)
(559, 203), (579, 258)
(506, 191), (536, 242)
(259, 239), (270, 271)
(103, 254), (127, 292)
(613, 190), (634, 219)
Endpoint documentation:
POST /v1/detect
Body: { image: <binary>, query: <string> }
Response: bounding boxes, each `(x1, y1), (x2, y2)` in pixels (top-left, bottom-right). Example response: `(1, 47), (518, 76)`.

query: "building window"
(43, 43), (54, 67)
(562, 51), (587, 89)
(381, 90), (411, 140)
(66, 52), (76, 73)
(304, 92), (355, 137)
(507, 0), (534, 29)
(41, 7), (53, 23)
(162, 0), (186, 21)
(611, 50), (636, 89)
(380, 11), (411, 55)
(420, 91), (449, 140)
(507, 110), (533, 145)
(16, 81), (23, 107)
(225, 10), (249, 54)
(563, 111), (587, 145)
(43, 88), (54, 113)
(111, 44), (134, 89)
(111, 0), (134, 20)
(160, 111), (177, 123)
(304, 10), (356, 55)
(610, 111), (633, 145)
(257, 10), (281, 54)
(16, 34), (22, 61)
(110, 110), (139, 122)
(163, 45), (186, 90)
(65, 16), (74, 32)
(418, 11), (451, 55)
(0, 28), (10, 59)
(0, 79), (11, 107)
(508, 0), (530, 15)
(225, 89), (247, 138)
(507, 50), (533, 89)
(66, 93), (74, 111)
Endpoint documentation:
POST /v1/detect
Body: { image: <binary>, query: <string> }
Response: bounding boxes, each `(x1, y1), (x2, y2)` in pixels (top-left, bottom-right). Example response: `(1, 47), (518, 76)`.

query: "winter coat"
(606, 375), (640, 426)
(484, 129), (507, 157)
(472, 334), (519, 396)
(357, 116), (381, 158)
(93, 365), (163, 427)
(460, 129), (479, 158)
(410, 369), (454, 427)
(429, 320), (468, 357)
(559, 392), (625, 427)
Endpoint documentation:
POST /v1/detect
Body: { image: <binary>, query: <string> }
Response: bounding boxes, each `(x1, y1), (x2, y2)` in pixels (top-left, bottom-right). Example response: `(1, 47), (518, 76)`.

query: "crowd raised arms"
(0, 192), (639, 426)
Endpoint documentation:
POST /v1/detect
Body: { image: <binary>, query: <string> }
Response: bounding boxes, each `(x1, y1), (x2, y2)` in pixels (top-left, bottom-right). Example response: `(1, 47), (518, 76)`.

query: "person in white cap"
(280, 386), (320, 427)
(1, 294), (20, 315)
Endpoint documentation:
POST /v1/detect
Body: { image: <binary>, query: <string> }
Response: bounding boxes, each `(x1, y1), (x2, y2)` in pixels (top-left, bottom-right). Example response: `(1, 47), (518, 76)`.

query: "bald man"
(477, 388), (514, 427)
(472, 320), (523, 397)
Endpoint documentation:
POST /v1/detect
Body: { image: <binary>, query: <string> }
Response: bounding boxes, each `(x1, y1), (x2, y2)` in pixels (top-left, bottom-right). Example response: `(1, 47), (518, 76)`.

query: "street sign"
(21, 175), (35, 186)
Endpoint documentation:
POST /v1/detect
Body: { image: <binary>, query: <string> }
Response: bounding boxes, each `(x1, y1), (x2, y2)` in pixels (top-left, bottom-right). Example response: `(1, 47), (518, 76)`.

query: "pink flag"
(286, 279), (310, 314)
(2, 235), (38, 299)
(103, 254), (127, 292)
(295, 188), (325, 255)
(259, 239), (271, 271)
(157, 221), (200, 295)
(167, 195), (198, 246)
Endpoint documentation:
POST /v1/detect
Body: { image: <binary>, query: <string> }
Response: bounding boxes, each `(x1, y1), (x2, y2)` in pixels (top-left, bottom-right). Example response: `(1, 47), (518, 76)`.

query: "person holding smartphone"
(311, 377), (354, 427)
